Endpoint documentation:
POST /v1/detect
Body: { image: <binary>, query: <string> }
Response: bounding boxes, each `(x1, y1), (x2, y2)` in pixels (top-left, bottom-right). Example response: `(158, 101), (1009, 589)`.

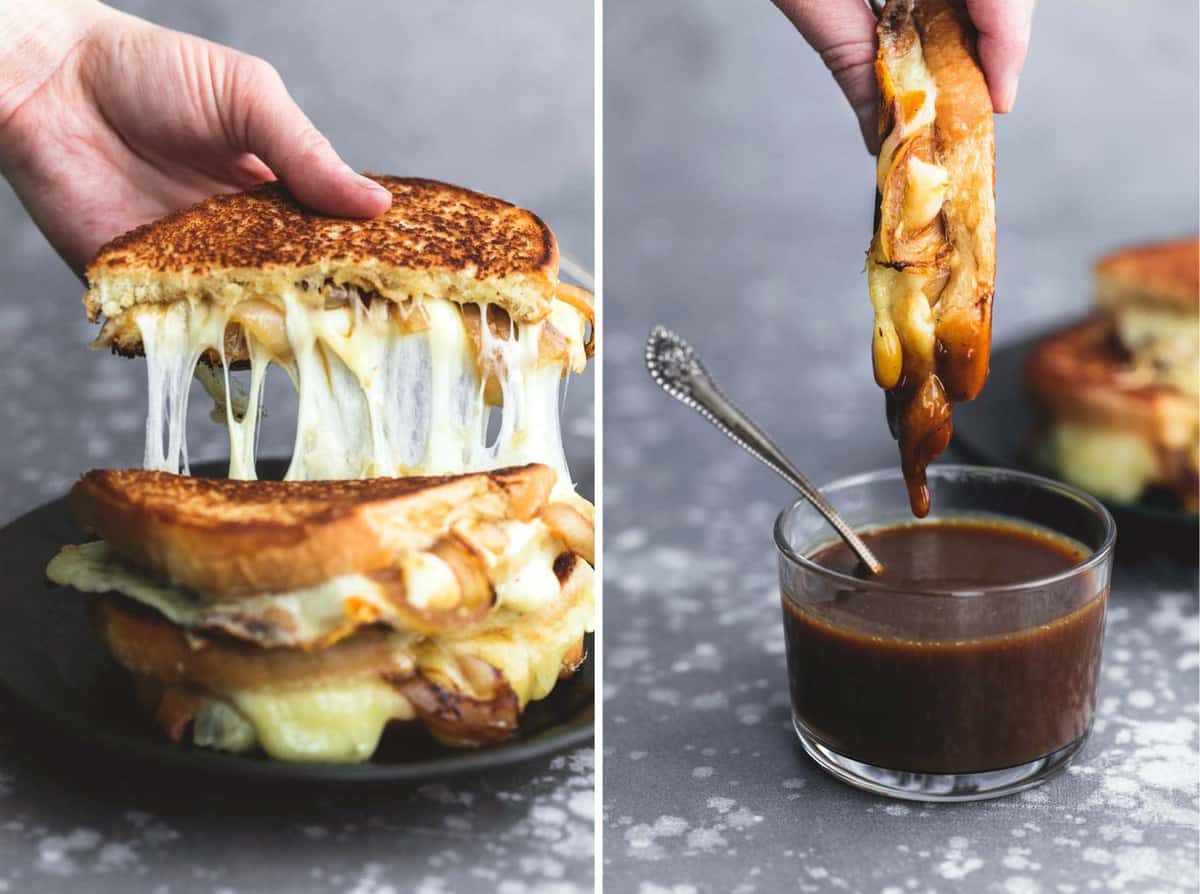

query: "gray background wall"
(604, 1), (1198, 891)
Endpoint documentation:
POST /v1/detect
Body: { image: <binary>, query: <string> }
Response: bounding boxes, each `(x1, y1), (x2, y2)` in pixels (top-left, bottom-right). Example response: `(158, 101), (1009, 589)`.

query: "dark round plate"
(0, 460), (593, 783)
(953, 334), (1198, 548)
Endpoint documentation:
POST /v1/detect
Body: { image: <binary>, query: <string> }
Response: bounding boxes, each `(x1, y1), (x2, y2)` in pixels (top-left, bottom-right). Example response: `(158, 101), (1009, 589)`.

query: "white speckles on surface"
(36, 829), (104, 877)
(935, 836), (984, 880)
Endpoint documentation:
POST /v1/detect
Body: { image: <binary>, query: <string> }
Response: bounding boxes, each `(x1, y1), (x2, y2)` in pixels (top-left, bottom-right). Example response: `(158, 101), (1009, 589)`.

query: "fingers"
(773, 0), (881, 152)
(221, 55), (391, 218)
(964, 0), (1035, 113)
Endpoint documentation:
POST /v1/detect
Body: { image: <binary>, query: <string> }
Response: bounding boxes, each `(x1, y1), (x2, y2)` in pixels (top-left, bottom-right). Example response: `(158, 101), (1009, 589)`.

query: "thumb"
(964, 0), (1035, 113)
(773, 0), (881, 152)
(223, 55), (392, 217)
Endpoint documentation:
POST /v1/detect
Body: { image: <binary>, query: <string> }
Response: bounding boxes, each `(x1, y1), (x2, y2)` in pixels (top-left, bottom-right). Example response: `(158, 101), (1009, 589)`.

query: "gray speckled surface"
(603, 1), (1198, 892)
(0, 1), (593, 892)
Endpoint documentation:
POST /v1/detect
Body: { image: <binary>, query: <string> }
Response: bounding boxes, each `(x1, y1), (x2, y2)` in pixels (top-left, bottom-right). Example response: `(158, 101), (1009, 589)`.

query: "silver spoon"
(644, 326), (885, 576)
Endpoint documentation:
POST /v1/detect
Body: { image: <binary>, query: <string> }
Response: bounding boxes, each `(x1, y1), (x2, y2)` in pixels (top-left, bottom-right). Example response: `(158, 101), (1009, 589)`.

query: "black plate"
(953, 334), (1198, 550)
(0, 460), (593, 783)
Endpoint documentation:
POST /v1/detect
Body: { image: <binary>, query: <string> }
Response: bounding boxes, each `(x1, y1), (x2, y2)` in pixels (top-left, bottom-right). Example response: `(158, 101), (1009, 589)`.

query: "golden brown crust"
(1024, 316), (1196, 438)
(916, 0), (995, 398)
(90, 597), (414, 690)
(71, 465), (557, 597)
(84, 176), (559, 325)
(871, 0), (995, 516)
(1094, 237), (1199, 313)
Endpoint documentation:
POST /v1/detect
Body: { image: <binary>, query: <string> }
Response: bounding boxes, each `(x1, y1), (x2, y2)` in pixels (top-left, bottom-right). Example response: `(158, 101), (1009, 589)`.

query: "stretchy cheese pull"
(131, 293), (576, 495)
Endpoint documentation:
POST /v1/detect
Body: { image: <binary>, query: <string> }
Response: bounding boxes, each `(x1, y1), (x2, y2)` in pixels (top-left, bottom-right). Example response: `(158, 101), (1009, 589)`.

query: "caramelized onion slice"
(396, 655), (519, 744)
(539, 502), (595, 566)
(877, 135), (948, 267)
(555, 283), (595, 357)
(370, 534), (496, 636)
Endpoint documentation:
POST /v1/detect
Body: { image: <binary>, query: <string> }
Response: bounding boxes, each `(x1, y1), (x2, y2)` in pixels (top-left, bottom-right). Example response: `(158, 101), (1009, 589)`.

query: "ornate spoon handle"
(645, 326), (884, 576)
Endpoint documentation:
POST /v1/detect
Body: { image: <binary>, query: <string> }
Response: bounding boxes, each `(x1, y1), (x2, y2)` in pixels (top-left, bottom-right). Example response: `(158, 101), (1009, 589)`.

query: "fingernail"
(355, 176), (388, 195)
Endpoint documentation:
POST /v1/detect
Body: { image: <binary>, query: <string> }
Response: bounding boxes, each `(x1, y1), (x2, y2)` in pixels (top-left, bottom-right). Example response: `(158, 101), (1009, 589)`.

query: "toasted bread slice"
(71, 465), (558, 597)
(85, 177), (559, 325)
(1024, 316), (1198, 508)
(868, 0), (995, 516)
(1094, 237), (1199, 314)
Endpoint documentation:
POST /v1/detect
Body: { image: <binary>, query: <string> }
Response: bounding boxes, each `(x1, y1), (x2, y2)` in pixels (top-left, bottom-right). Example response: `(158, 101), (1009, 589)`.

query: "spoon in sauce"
(645, 326), (884, 577)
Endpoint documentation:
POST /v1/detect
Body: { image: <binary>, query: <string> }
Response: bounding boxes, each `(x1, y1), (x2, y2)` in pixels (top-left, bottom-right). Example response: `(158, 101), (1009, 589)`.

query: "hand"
(773, 0), (1035, 151)
(0, 0), (392, 274)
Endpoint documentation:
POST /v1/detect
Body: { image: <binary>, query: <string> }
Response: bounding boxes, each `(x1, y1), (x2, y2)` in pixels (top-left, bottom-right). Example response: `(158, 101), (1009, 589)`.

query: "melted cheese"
(48, 541), (392, 646)
(400, 552), (460, 611)
(48, 517), (576, 648)
(870, 33), (946, 383)
(169, 561), (592, 762)
(868, 262), (937, 382)
(876, 38), (938, 190)
(493, 538), (565, 614)
(223, 336), (270, 480)
(1041, 422), (1160, 503)
(132, 293), (575, 494)
(230, 679), (414, 762)
(439, 563), (594, 707)
(903, 157), (950, 231)
(134, 302), (222, 475)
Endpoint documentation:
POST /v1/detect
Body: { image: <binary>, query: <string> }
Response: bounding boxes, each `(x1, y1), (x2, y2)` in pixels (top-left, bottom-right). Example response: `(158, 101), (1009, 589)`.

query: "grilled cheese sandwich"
(1025, 238), (1199, 510)
(50, 465), (594, 761)
(51, 177), (595, 763)
(868, 0), (996, 517)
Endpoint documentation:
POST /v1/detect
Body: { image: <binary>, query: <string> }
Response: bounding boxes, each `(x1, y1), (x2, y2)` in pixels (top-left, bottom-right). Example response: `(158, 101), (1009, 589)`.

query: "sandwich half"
(867, 0), (996, 516)
(47, 466), (594, 761)
(51, 176), (595, 764)
(87, 176), (594, 487)
(1025, 238), (1199, 509)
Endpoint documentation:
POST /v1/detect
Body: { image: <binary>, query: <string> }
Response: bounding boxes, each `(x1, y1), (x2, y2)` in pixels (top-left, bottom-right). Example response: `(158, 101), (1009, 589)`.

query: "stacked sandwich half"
(1024, 237), (1198, 510)
(47, 177), (595, 762)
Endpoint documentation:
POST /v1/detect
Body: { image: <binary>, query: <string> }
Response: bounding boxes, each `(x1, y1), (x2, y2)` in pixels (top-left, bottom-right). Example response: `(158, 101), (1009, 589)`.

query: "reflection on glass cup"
(775, 465), (1116, 802)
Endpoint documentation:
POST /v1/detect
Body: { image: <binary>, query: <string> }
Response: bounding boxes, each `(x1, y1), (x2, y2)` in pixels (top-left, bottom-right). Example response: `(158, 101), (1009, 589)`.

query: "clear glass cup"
(774, 465), (1116, 802)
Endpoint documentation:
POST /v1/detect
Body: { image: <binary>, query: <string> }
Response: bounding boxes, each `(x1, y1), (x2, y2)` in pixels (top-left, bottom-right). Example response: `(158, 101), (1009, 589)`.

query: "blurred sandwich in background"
(1024, 237), (1199, 510)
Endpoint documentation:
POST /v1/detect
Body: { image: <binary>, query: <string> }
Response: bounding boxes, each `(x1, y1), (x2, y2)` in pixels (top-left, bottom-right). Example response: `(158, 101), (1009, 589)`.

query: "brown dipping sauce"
(782, 519), (1107, 774)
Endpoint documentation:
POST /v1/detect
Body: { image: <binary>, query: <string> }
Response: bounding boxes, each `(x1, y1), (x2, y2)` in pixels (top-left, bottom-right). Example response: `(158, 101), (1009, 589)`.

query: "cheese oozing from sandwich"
(121, 289), (583, 495)
(95, 561), (593, 762)
(47, 515), (571, 649)
(1034, 422), (1162, 505)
